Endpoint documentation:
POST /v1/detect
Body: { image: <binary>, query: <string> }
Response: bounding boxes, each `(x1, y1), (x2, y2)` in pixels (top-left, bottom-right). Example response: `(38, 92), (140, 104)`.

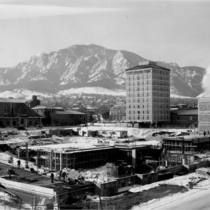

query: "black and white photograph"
(0, 0), (210, 209)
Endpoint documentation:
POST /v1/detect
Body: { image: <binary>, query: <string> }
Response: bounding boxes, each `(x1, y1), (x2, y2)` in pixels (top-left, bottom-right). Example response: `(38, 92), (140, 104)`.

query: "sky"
(0, 0), (210, 68)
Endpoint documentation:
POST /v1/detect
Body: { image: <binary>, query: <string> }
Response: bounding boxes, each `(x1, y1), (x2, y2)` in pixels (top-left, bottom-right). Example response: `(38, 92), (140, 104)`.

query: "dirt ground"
(84, 184), (188, 210)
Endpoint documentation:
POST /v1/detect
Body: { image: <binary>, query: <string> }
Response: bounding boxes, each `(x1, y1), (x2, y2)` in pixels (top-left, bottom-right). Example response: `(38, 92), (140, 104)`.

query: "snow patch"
(58, 87), (126, 96)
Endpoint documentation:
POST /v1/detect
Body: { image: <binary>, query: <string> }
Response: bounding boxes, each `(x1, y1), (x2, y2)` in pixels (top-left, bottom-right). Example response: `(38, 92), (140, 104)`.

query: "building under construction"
(20, 138), (162, 173)
(162, 135), (210, 166)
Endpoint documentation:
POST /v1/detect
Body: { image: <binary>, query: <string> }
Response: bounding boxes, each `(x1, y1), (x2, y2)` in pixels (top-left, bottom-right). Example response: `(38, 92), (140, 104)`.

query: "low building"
(51, 110), (87, 126)
(198, 97), (210, 132)
(32, 105), (64, 126)
(109, 104), (126, 122)
(0, 98), (41, 127)
(170, 109), (198, 127)
(162, 135), (210, 165)
(72, 105), (97, 122)
(32, 105), (64, 117)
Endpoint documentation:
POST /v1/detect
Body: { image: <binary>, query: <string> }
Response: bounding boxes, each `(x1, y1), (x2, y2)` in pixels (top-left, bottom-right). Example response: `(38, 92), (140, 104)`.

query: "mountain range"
(0, 44), (206, 98)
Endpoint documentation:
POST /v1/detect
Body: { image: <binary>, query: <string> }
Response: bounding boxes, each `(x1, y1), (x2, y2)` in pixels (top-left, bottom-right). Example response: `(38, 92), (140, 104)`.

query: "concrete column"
(17, 148), (20, 159)
(132, 149), (136, 167)
(60, 152), (63, 171)
(36, 150), (40, 167)
(50, 150), (53, 171)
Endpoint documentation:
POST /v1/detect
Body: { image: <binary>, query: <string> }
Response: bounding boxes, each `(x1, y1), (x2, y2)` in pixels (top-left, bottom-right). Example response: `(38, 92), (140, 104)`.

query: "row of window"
(127, 110), (170, 115)
(127, 115), (169, 121)
(127, 74), (169, 81)
(110, 111), (126, 115)
(127, 99), (169, 104)
(127, 87), (169, 93)
(127, 69), (169, 75)
(127, 92), (170, 98)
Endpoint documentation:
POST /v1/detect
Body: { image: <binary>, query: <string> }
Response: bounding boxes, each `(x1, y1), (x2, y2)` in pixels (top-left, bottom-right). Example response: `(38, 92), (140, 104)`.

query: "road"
(151, 188), (210, 210)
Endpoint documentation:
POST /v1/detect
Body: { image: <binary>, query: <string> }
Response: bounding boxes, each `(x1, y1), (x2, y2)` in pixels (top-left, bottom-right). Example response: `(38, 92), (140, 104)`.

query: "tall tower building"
(125, 61), (170, 127)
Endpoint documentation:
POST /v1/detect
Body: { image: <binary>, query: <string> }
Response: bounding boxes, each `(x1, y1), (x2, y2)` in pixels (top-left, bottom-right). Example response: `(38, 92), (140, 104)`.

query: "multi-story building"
(198, 97), (210, 132)
(0, 98), (41, 127)
(126, 61), (170, 127)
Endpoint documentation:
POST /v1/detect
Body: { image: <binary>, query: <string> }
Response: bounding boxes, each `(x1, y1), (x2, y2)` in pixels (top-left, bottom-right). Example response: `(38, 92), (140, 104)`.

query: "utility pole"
(25, 143), (29, 168)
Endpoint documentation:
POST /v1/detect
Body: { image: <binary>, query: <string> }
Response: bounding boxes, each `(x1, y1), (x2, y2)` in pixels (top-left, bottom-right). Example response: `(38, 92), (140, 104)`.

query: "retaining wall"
(0, 178), (55, 198)
(188, 160), (210, 172)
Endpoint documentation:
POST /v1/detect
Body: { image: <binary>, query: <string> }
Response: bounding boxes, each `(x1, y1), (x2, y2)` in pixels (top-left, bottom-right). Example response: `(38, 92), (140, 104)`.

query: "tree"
(42, 110), (51, 126)
(97, 105), (110, 120)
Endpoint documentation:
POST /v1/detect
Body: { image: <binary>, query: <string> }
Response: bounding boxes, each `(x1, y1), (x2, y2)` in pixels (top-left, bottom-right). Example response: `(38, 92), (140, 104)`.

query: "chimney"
(32, 95), (37, 101)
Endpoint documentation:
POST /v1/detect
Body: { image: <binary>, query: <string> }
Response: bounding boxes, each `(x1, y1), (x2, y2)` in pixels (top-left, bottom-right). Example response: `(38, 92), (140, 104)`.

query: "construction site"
(0, 124), (210, 209)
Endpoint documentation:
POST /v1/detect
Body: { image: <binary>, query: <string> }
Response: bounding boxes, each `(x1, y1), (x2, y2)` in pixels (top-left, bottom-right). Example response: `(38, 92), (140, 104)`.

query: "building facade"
(170, 109), (198, 127)
(109, 105), (126, 122)
(0, 98), (41, 127)
(198, 97), (210, 132)
(32, 105), (64, 126)
(126, 61), (170, 126)
(72, 105), (97, 122)
(51, 110), (87, 126)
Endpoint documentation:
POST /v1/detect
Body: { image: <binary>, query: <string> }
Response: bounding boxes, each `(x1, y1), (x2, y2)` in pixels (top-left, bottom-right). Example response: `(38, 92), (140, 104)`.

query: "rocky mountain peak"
(0, 44), (206, 97)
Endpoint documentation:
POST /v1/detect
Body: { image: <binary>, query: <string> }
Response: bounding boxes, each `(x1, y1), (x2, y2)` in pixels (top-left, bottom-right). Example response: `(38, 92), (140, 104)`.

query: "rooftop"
(55, 110), (86, 115)
(0, 98), (25, 103)
(125, 61), (170, 71)
(32, 105), (64, 110)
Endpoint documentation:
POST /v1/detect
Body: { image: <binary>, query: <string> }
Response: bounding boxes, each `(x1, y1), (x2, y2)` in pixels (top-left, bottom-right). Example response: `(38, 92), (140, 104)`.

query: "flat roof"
(24, 139), (162, 153)
(125, 62), (170, 71)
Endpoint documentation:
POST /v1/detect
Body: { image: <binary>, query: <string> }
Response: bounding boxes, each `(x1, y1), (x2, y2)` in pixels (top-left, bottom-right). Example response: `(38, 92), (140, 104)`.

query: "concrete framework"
(25, 140), (162, 172)
(125, 61), (170, 126)
(198, 97), (210, 132)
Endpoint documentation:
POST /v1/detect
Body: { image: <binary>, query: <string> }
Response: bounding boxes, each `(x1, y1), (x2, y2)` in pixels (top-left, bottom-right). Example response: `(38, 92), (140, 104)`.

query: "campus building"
(0, 98), (41, 127)
(125, 61), (170, 127)
(51, 110), (87, 126)
(170, 109), (198, 127)
(198, 97), (210, 132)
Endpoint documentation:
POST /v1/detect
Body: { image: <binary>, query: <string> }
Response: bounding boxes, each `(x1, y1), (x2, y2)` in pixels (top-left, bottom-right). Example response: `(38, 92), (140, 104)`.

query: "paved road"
(152, 188), (210, 210)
